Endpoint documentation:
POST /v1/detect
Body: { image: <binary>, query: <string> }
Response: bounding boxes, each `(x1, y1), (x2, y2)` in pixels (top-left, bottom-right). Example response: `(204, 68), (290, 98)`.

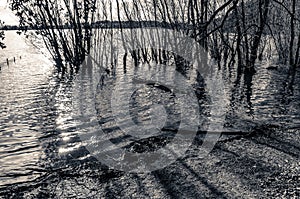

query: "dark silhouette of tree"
(11, 0), (97, 73)
(8, 0), (300, 74)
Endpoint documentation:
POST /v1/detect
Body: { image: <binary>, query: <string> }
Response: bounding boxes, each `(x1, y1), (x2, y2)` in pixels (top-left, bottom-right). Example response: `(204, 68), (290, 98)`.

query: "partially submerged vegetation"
(7, 0), (300, 78)
(11, 0), (97, 73)
(0, 1), (298, 197)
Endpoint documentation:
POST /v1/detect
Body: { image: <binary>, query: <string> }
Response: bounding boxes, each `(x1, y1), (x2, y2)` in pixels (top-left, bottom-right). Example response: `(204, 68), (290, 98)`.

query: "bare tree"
(11, 0), (97, 73)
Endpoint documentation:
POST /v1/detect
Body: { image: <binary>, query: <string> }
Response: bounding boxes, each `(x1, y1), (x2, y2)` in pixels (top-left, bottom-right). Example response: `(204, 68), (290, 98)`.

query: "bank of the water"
(0, 29), (299, 197)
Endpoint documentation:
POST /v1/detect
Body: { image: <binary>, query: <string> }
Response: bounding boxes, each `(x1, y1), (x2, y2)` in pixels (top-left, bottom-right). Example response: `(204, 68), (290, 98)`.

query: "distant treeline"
(0, 21), (195, 31)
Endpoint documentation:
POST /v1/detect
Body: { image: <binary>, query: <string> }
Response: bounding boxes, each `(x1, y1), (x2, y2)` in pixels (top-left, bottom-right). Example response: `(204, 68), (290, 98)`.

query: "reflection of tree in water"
(2, 0), (299, 197)
(8, 1), (299, 119)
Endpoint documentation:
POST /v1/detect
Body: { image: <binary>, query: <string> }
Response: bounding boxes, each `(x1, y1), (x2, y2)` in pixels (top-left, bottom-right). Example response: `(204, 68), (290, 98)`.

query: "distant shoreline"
(0, 21), (196, 31)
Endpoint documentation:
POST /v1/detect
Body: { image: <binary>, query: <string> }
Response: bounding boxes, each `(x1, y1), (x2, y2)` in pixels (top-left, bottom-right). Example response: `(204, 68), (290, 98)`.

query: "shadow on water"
(0, 28), (209, 196)
(0, 28), (299, 198)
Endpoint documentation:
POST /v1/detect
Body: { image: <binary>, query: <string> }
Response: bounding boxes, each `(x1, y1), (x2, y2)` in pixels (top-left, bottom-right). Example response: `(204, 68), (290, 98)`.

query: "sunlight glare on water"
(0, 27), (299, 193)
(0, 30), (54, 187)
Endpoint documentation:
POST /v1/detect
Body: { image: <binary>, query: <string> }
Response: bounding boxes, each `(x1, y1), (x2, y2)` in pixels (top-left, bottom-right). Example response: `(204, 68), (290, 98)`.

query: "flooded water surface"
(0, 29), (299, 198)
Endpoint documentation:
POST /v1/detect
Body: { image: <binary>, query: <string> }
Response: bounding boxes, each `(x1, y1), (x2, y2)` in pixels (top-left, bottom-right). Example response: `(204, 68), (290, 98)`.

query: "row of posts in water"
(0, 56), (22, 70)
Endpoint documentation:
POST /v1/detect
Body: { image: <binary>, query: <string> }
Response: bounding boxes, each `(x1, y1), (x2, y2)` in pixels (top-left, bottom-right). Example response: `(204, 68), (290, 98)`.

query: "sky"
(0, 0), (7, 7)
(0, 1), (19, 25)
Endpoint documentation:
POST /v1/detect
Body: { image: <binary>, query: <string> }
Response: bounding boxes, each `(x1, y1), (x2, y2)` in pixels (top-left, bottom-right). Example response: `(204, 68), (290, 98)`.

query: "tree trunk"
(248, 0), (270, 71)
